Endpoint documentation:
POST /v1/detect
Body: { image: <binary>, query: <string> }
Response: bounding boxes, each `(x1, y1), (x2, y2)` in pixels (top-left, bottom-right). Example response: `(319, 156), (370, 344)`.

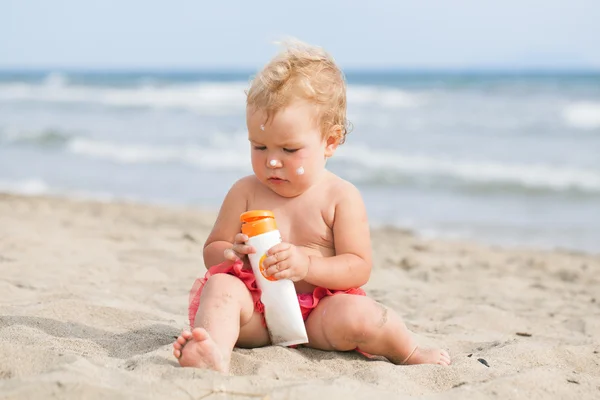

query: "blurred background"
(1, 0), (599, 253)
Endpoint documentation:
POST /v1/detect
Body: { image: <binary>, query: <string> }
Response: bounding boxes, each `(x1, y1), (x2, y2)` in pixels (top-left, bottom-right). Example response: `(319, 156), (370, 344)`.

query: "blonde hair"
(246, 39), (350, 144)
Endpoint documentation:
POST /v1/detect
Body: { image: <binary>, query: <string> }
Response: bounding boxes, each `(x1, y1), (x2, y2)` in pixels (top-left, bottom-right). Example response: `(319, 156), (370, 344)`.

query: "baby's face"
(246, 101), (335, 197)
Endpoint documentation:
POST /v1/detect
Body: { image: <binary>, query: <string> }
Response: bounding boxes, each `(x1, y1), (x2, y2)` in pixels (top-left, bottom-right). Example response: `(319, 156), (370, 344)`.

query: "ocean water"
(1, 70), (599, 253)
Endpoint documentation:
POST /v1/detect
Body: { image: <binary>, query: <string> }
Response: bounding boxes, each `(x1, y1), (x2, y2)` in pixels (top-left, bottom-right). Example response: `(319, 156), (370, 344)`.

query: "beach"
(1, 193), (598, 399)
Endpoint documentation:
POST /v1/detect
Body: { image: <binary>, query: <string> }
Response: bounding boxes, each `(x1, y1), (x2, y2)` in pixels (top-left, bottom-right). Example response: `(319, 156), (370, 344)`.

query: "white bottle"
(241, 210), (309, 346)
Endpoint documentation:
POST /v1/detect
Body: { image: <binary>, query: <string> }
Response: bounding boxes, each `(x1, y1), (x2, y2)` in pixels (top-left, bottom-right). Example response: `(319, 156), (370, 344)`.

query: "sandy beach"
(0, 193), (599, 399)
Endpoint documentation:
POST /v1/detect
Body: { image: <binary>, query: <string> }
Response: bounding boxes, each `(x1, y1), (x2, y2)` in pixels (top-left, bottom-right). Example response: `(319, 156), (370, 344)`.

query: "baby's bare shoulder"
(230, 175), (261, 193)
(313, 173), (363, 227)
(322, 173), (362, 202)
(223, 175), (264, 210)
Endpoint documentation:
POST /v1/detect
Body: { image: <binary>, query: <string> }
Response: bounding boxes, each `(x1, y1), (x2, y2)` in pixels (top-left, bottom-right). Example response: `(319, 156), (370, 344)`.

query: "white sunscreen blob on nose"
(296, 166), (305, 175)
(269, 160), (277, 167)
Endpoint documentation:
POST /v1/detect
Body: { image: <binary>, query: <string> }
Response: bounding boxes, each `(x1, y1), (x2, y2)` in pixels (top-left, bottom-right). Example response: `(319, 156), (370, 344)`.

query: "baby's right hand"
(224, 233), (256, 261)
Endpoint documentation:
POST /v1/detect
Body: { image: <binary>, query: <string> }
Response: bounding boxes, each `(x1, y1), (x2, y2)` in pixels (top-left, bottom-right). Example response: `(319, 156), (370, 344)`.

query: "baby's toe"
(176, 335), (189, 346)
(440, 350), (451, 365)
(181, 330), (193, 340)
(172, 341), (183, 357)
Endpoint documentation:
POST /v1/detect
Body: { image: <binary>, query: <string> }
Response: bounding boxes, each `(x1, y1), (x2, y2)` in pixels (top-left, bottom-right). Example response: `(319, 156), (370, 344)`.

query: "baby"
(173, 39), (451, 373)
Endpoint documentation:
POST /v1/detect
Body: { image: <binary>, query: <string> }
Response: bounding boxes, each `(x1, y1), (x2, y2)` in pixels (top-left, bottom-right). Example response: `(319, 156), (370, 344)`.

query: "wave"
(43, 72), (69, 87)
(334, 145), (600, 194)
(347, 85), (423, 108)
(0, 80), (249, 114)
(0, 80), (422, 113)
(0, 177), (120, 201)
(4, 128), (598, 194)
(563, 102), (600, 130)
(66, 138), (251, 169)
(0, 178), (50, 195)
(60, 137), (600, 194)
(0, 127), (72, 146)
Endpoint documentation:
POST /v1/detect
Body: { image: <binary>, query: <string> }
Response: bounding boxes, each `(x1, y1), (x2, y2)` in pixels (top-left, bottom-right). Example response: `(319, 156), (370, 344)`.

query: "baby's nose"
(267, 159), (281, 168)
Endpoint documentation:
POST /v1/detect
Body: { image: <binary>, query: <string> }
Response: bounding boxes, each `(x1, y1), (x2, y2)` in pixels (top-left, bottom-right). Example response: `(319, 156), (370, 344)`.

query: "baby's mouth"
(267, 177), (287, 183)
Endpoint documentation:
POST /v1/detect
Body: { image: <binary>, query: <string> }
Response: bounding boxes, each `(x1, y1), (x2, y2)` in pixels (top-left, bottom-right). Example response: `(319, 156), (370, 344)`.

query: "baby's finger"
(266, 261), (289, 277)
(233, 244), (255, 255)
(234, 233), (248, 244)
(224, 248), (240, 261)
(261, 253), (282, 270)
(272, 269), (291, 281)
(267, 242), (292, 256)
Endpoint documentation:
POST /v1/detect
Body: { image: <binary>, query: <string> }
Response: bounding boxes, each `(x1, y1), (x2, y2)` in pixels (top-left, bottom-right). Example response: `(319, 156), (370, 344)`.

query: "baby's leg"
(172, 274), (270, 373)
(305, 294), (450, 366)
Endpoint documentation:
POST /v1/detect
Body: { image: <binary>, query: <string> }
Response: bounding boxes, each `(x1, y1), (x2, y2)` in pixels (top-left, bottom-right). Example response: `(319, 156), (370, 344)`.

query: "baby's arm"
(304, 182), (372, 290)
(202, 177), (251, 268)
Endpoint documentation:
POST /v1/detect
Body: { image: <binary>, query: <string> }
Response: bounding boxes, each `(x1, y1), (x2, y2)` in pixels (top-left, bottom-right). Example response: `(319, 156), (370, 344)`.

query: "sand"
(0, 193), (599, 399)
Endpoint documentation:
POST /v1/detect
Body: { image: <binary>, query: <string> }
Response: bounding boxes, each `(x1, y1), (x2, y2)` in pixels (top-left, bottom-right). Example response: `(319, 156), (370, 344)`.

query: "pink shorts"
(188, 259), (366, 329)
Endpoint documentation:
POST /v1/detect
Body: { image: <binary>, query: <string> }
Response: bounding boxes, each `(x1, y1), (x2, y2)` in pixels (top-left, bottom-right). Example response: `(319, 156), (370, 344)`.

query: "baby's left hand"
(262, 242), (309, 281)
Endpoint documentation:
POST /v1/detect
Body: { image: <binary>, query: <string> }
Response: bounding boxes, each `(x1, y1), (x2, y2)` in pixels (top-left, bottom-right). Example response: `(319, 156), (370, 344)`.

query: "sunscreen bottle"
(240, 210), (309, 346)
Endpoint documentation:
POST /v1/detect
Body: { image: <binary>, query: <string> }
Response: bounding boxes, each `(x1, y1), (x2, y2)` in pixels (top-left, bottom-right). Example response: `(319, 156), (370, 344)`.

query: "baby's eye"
(253, 146), (267, 151)
(283, 148), (298, 153)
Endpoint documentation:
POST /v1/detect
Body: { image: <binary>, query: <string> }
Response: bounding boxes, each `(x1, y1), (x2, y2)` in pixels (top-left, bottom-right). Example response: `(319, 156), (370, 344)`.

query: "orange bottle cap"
(240, 210), (274, 222)
(240, 210), (278, 237)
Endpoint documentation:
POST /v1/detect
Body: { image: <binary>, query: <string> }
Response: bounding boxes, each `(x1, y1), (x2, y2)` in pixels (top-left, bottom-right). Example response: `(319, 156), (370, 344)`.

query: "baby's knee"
(203, 273), (248, 300)
(199, 273), (257, 324)
(340, 299), (388, 344)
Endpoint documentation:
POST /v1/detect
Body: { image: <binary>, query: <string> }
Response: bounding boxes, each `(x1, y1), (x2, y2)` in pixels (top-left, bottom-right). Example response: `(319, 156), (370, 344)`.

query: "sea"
(1, 70), (599, 253)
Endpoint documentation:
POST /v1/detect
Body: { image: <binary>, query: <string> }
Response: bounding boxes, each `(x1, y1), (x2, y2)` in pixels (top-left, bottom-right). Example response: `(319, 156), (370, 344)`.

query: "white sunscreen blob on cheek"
(296, 166), (305, 175)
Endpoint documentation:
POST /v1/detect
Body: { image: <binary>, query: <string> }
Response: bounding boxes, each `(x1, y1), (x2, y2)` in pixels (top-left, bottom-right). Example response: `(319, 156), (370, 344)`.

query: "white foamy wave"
(563, 102), (600, 130)
(0, 178), (122, 202)
(67, 138), (250, 170)
(62, 138), (600, 193)
(43, 72), (68, 87)
(336, 145), (600, 193)
(0, 81), (249, 114)
(347, 85), (423, 108)
(0, 178), (50, 195)
(0, 80), (423, 112)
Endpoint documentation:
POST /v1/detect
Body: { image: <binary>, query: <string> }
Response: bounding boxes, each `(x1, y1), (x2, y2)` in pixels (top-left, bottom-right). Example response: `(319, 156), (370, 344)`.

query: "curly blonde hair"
(246, 39), (350, 144)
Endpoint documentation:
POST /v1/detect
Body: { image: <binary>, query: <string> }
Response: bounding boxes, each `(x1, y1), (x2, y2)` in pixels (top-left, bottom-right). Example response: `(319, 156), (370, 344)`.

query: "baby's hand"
(262, 242), (309, 282)
(224, 233), (256, 262)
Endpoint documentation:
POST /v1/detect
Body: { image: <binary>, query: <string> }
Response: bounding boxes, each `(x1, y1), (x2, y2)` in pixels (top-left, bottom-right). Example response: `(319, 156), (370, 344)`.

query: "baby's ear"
(324, 125), (343, 157)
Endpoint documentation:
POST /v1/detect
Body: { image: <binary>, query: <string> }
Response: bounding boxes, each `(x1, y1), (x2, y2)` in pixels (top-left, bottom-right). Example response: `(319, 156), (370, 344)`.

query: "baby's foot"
(402, 346), (451, 366)
(172, 328), (229, 373)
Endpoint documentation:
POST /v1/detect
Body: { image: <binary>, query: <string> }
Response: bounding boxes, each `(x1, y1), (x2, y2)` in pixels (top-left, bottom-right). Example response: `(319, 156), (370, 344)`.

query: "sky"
(1, 0), (599, 70)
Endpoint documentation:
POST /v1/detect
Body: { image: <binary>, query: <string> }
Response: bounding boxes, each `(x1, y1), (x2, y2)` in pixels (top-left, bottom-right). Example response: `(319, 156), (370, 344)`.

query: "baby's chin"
(262, 179), (306, 198)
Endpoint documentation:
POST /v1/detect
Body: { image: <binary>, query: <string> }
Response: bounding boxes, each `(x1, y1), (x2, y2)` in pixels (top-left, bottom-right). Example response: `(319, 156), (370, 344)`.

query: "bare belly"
(294, 280), (317, 294)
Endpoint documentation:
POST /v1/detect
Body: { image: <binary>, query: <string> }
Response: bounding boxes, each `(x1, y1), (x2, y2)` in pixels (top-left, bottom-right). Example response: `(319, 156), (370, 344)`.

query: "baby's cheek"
(291, 150), (312, 173)
(250, 156), (265, 176)
(251, 152), (264, 166)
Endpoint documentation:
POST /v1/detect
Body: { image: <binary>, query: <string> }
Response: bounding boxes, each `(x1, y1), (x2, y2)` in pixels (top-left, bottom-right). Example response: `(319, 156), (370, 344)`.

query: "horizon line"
(1, 65), (599, 74)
